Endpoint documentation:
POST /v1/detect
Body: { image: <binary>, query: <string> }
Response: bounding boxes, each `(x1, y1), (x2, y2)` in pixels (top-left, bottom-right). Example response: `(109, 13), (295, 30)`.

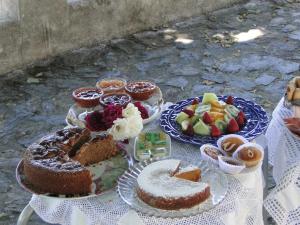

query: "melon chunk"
(176, 112), (189, 124)
(193, 119), (210, 135)
(202, 93), (218, 104)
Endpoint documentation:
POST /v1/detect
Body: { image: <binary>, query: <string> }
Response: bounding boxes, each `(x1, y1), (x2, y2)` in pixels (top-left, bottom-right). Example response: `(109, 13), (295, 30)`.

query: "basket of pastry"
(285, 76), (300, 117)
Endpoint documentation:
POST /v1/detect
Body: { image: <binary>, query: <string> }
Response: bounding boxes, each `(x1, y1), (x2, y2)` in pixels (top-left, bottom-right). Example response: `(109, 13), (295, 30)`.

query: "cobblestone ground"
(1, 0), (300, 224)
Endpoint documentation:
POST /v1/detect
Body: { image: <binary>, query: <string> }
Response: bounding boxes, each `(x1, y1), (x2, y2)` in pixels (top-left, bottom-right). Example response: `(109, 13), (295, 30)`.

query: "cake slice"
(72, 134), (118, 166)
(174, 165), (201, 182)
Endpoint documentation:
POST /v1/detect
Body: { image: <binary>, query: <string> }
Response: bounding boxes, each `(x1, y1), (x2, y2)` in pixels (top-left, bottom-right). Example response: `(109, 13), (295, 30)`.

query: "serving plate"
(117, 158), (228, 218)
(66, 88), (164, 128)
(16, 150), (133, 200)
(160, 96), (269, 146)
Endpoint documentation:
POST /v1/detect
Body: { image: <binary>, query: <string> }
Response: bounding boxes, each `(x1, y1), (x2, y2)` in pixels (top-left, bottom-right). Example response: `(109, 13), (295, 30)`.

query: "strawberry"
(227, 118), (240, 133)
(182, 109), (194, 118)
(211, 124), (222, 137)
(183, 124), (194, 136)
(203, 112), (213, 124)
(191, 98), (199, 105)
(236, 111), (246, 126)
(226, 96), (234, 105)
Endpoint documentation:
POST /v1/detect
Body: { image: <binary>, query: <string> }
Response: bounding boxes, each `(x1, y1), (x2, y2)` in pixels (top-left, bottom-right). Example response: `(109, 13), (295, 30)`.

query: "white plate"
(16, 150), (132, 200)
(66, 88), (164, 128)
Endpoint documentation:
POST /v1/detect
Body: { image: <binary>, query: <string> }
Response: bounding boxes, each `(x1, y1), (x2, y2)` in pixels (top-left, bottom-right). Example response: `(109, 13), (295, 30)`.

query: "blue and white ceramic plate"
(160, 96), (269, 146)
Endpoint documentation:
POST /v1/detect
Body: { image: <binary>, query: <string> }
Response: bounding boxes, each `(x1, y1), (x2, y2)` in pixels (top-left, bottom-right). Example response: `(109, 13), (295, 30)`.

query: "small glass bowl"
(96, 78), (127, 94)
(134, 131), (171, 161)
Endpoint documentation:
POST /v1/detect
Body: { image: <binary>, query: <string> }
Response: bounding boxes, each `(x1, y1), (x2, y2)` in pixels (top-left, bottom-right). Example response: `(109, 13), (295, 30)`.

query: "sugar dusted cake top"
(137, 159), (208, 198)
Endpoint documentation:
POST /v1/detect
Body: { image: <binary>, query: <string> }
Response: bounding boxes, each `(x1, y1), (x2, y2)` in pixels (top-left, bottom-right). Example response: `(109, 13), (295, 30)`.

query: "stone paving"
(1, 0), (300, 224)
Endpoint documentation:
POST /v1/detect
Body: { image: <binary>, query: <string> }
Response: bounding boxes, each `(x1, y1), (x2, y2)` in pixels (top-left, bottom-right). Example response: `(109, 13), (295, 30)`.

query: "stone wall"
(0, 0), (243, 75)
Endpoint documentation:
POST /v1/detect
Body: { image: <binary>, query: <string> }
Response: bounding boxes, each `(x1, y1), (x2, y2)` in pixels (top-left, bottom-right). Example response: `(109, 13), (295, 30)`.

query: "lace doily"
(29, 105), (264, 225)
(264, 163), (300, 225)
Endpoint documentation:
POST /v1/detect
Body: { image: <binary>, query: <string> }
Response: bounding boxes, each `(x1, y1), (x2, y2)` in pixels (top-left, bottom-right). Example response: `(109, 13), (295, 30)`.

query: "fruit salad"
(175, 93), (246, 137)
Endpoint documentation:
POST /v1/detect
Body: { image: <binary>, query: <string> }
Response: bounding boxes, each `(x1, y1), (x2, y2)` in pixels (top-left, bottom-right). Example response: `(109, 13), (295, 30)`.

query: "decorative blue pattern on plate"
(160, 96), (269, 146)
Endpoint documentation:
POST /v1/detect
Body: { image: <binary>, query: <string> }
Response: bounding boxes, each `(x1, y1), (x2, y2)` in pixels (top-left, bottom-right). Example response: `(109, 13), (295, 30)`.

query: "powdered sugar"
(137, 159), (208, 198)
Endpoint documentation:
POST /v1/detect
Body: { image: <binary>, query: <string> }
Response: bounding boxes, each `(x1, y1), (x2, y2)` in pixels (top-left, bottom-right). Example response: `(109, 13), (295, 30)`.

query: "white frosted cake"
(136, 159), (210, 210)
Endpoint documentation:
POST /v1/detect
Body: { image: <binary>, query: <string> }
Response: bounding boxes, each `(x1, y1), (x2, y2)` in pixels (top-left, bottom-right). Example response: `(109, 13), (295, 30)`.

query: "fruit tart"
(175, 93), (247, 138)
(96, 78), (127, 94)
(125, 80), (157, 101)
(99, 93), (132, 107)
(72, 87), (103, 108)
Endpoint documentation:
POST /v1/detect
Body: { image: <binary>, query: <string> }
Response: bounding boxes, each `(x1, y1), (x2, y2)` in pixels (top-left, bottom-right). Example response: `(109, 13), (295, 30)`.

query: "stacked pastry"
(285, 76), (300, 118)
(286, 76), (300, 105)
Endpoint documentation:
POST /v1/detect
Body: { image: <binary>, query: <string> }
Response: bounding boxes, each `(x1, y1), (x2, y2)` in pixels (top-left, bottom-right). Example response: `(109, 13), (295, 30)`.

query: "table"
(264, 163), (300, 225)
(265, 98), (300, 184)
(18, 107), (267, 225)
(264, 98), (300, 225)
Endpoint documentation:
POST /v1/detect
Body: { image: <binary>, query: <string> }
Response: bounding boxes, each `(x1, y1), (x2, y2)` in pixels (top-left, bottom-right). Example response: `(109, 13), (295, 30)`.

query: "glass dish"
(117, 158), (228, 218)
(134, 131), (171, 161)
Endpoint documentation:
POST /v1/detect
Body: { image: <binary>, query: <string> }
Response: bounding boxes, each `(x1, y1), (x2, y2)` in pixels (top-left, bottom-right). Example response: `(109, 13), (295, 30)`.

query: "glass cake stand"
(117, 158), (228, 218)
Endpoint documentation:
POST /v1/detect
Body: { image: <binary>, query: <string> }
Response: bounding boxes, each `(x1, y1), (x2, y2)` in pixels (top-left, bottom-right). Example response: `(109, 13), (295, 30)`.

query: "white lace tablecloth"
(264, 97), (300, 225)
(264, 163), (300, 225)
(265, 98), (300, 183)
(29, 110), (265, 225)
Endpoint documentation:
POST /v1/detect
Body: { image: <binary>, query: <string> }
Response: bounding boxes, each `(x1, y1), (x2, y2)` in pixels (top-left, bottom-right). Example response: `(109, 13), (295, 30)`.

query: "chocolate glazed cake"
(23, 128), (117, 195)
